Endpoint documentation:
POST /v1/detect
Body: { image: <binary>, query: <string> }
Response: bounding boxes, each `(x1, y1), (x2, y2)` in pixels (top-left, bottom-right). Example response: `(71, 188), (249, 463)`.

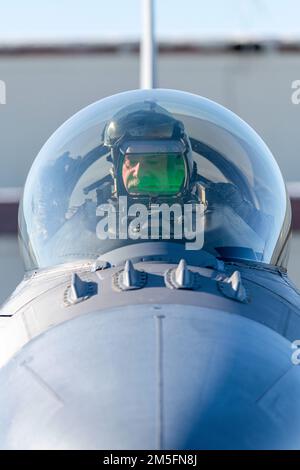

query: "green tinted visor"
(121, 140), (187, 196)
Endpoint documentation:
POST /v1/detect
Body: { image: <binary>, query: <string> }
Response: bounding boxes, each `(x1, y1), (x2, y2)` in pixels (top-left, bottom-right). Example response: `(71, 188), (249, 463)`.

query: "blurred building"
(1, 39), (300, 303)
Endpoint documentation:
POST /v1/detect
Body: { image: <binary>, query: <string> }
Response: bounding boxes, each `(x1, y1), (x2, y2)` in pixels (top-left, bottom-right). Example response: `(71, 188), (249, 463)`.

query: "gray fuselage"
(1, 249), (300, 449)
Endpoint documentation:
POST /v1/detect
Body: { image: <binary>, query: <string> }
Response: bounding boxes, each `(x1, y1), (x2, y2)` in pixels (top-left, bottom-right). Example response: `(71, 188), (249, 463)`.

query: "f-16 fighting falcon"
(1, 0), (300, 451)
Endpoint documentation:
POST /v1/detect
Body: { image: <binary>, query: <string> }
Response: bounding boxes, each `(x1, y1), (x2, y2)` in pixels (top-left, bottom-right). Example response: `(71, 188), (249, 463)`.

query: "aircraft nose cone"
(1, 304), (300, 449)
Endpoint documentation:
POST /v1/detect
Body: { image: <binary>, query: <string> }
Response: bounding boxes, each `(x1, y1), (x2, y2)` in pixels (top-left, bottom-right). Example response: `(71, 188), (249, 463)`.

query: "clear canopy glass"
(19, 89), (291, 271)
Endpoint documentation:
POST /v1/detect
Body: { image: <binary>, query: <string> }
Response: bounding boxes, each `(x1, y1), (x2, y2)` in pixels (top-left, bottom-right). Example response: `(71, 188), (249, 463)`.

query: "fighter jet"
(1, 0), (300, 450)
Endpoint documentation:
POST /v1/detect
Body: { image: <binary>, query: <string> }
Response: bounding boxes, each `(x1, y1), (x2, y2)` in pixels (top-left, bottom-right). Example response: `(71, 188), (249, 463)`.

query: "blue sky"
(0, 0), (299, 41)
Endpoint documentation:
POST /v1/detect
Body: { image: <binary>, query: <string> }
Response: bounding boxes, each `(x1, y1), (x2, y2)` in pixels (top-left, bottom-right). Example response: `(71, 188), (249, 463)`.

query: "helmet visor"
(122, 152), (186, 196)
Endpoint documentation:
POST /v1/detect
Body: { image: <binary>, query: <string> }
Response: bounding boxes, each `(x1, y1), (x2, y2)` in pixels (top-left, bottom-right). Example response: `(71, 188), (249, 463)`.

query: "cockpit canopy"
(19, 89), (291, 271)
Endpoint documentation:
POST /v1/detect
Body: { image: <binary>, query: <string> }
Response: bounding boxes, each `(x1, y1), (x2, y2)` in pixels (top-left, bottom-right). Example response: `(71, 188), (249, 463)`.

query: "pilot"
(102, 101), (203, 206)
